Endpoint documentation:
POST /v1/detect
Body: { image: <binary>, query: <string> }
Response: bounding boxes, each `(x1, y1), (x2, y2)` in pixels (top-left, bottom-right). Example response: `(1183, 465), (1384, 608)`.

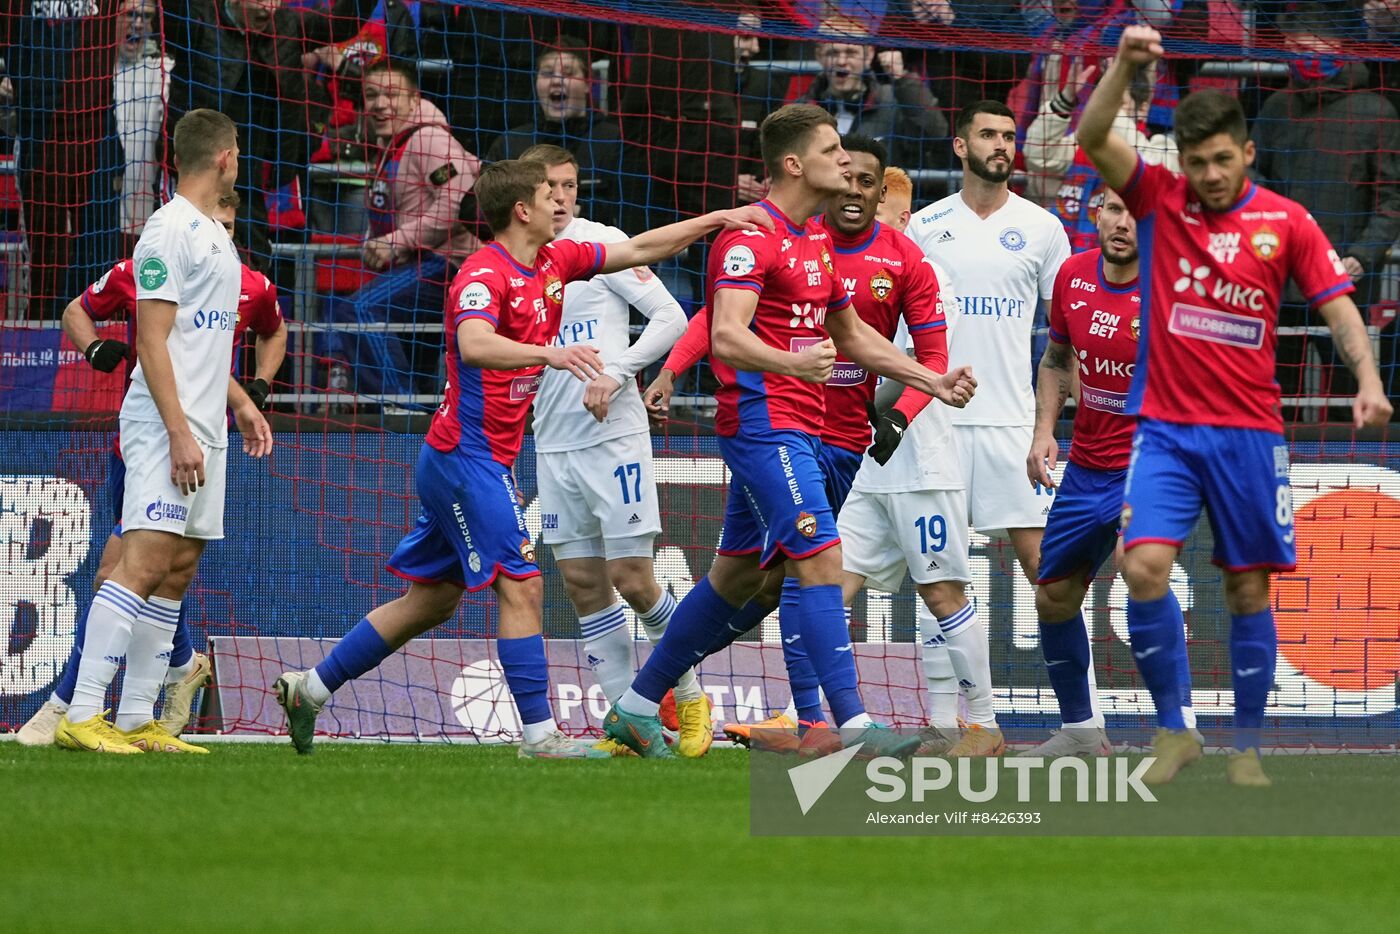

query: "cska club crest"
(1250, 227), (1280, 261)
(820, 249), (835, 275)
(795, 511), (817, 538)
(1130, 316), (1140, 341)
(869, 269), (894, 302)
(520, 539), (537, 564)
(544, 275), (563, 304)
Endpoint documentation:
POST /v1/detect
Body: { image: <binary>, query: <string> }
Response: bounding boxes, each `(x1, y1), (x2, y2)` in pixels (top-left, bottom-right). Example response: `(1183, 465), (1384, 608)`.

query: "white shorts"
(119, 418), (227, 540)
(839, 488), (971, 592)
(955, 424), (1051, 536)
(537, 432), (661, 561)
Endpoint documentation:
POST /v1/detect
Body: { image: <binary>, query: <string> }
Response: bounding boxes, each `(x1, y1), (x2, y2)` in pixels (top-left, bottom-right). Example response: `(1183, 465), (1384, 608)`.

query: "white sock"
(839, 714), (876, 730)
(1181, 704), (1198, 730)
(522, 717), (558, 745)
(305, 667), (332, 705)
(636, 590), (704, 702)
(47, 692), (70, 712)
(919, 631), (960, 729)
(1082, 655), (1107, 729)
(67, 581), (143, 723)
(581, 605), (633, 706)
(115, 597), (180, 731)
(618, 688), (660, 718)
(782, 699), (799, 723)
(935, 601), (998, 728)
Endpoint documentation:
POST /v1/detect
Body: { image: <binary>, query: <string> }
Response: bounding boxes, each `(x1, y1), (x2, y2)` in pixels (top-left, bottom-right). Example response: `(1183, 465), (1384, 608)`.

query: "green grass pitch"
(5, 743), (1400, 934)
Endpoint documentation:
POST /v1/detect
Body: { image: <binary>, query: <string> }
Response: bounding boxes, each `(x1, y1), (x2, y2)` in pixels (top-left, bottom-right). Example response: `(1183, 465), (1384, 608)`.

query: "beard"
(1103, 244), (1139, 265)
(965, 150), (1012, 184)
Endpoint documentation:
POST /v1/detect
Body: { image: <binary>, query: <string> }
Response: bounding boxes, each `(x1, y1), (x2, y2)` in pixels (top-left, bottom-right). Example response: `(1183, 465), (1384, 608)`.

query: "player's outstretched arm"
(711, 288), (834, 381)
(1077, 26), (1162, 191)
(137, 298), (205, 494)
(1029, 339), (1075, 488)
(456, 318), (604, 381)
(598, 206), (775, 274)
(825, 306), (974, 403)
(1316, 295), (1395, 428)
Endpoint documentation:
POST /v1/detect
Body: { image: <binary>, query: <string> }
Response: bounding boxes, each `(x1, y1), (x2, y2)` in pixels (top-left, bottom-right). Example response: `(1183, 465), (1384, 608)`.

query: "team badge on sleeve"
(138, 258), (168, 290)
(723, 245), (757, 276)
(520, 539), (537, 564)
(796, 511), (817, 538)
(458, 282), (491, 311)
(869, 269), (894, 302)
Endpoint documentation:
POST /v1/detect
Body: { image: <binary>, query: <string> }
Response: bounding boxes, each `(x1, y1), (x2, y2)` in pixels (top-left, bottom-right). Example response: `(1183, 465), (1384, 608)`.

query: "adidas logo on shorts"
(926, 557), (940, 571)
(628, 513), (641, 525)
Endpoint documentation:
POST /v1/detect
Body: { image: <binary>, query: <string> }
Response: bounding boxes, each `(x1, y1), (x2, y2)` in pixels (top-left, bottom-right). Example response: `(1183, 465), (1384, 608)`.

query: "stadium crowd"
(4, 0), (1400, 412)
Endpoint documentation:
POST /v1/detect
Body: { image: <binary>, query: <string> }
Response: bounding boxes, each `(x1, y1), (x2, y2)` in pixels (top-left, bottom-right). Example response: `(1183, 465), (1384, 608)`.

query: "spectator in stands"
(733, 14), (790, 204)
(324, 62), (479, 404)
(487, 38), (624, 224)
(1253, 7), (1400, 415)
(800, 18), (949, 174)
(168, 0), (411, 273)
(114, 0), (172, 251)
(2, 0), (117, 319)
(1024, 53), (1176, 250)
(1365, 0), (1400, 40)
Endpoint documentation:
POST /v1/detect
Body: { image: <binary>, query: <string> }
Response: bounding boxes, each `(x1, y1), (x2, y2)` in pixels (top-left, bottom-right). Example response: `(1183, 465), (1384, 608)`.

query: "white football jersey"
(122, 194), (241, 447)
(907, 191), (1070, 427)
(851, 262), (964, 494)
(533, 217), (685, 453)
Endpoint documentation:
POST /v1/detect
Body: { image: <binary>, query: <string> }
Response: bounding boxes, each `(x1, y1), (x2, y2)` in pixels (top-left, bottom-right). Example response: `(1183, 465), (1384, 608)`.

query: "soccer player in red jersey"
(1079, 27), (1393, 785)
(1022, 188), (1199, 758)
(605, 108), (974, 759)
(17, 194), (284, 748)
(274, 158), (774, 759)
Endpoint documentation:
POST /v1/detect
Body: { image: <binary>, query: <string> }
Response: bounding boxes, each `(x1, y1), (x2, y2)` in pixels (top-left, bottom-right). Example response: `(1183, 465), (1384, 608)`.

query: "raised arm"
(1077, 26), (1163, 191)
(1315, 295), (1394, 428)
(600, 206), (774, 274)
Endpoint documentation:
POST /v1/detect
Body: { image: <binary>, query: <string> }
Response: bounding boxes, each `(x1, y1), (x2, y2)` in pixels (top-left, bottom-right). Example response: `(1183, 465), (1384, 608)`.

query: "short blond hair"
(883, 166), (912, 204)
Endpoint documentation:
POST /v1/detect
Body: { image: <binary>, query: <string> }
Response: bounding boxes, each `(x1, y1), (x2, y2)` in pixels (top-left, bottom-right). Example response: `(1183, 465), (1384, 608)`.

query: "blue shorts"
(1037, 462), (1127, 585)
(387, 446), (540, 592)
(715, 430), (841, 569)
(1123, 418), (1295, 572)
(819, 442), (864, 515)
(108, 449), (126, 537)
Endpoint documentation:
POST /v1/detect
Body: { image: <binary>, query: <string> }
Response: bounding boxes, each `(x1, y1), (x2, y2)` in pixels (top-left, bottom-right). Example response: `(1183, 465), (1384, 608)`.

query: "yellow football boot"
(675, 693), (714, 758)
(946, 724), (1007, 757)
(1141, 728), (1204, 785)
(1226, 748), (1272, 787)
(122, 721), (210, 754)
(55, 711), (143, 755)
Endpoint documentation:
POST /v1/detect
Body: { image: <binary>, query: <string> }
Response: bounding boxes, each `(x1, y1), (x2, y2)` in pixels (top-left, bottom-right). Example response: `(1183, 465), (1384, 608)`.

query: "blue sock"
(702, 597), (774, 659)
(497, 634), (553, 726)
(632, 576), (738, 705)
(1038, 612), (1093, 724)
(1127, 594), (1186, 730)
(1166, 589), (1194, 716)
(169, 604), (193, 669)
(778, 578), (823, 724)
(52, 602), (89, 705)
(796, 584), (863, 726)
(1230, 609), (1276, 753)
(314, 617), (394, 693)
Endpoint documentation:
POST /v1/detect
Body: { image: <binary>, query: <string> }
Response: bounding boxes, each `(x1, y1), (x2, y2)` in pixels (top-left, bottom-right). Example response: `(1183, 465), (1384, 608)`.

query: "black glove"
(84, 339), (129, 373)
(244, 377), (271, 411)
(865, 401), (908, 466)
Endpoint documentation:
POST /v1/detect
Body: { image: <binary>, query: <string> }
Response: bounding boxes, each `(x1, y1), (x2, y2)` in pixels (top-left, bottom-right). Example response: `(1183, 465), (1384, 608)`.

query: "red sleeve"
(448, 268), (506, 329)
(548, 238), (606, 284)
(664, 307), (711, 373)
(1048, 261), (1072, 344)
(248, 273), (284, 336)
(891, 256), (949, 424)
(1116, 153), (1172, 223)
(713, 231), (770, 295)
(80, 261), (136, 322)
(902, 252), (948, 335)
(1290, 212), (1357, 309)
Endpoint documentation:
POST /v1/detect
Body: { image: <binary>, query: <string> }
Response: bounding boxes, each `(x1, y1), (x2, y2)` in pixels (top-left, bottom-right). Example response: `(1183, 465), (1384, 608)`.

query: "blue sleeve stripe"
(454, 309), (499, 327)
(1307, 280), (1352, 307)
(716, 279), (762, 292)
(830, 293), (853, 310)
(907, 320), (946, 332)
(1121, 156), (1147, 196)
(1048, 326), (1069, 343)
(590, 242), (605, 274)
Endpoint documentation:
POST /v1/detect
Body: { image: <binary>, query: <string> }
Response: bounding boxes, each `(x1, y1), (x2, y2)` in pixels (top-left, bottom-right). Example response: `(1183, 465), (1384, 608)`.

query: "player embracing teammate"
(1079, 27), (1391, 785)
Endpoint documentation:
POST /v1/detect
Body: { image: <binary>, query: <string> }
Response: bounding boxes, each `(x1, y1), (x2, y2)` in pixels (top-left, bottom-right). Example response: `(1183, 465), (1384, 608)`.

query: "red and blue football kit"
(1119, 156), (1353, 570)
(1038, 249), (1141, 584)
(392, 238), (604, 591)
(80, 260), (283, 531)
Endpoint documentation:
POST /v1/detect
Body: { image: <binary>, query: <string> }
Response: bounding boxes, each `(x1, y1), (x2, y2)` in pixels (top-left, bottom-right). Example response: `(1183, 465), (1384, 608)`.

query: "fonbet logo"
(787, 751), (1157, 817)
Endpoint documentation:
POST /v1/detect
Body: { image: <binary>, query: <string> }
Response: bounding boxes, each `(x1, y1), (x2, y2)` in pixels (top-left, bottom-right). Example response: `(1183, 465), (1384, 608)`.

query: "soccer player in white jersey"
(907, 100), (1072, 754)
(521, 144), (710, 756)
(54, 109), (273, 754)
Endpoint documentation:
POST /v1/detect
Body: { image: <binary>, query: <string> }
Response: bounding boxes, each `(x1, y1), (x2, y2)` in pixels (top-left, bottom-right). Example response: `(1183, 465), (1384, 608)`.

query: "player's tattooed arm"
(1028, 340), (1074, 488)
(599, 206), (775, 274)
(1078, 26), (1163, 191)
(1316, 295), (1395, 428)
